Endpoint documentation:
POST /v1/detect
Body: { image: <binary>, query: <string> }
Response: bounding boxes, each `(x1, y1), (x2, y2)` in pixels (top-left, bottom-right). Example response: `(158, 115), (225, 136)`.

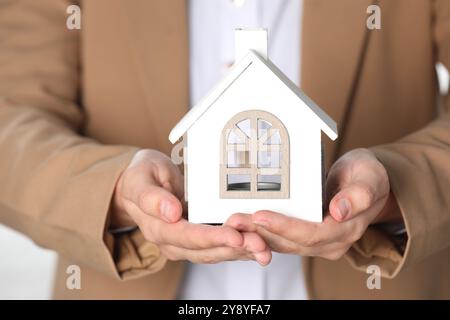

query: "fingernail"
(160, 200), (173, 222)
(337, 198), (351, 220)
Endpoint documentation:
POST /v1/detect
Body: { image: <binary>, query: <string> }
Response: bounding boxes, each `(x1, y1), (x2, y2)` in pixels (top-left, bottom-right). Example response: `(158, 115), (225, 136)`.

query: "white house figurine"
(169, 29), (338, 224)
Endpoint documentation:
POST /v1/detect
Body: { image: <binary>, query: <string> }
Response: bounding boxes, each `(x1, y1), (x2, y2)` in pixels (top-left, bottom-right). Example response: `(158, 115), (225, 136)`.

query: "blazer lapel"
(112, 0), (189, 154)
(301, 0), (376, 300)
(301, 0), (375, 167)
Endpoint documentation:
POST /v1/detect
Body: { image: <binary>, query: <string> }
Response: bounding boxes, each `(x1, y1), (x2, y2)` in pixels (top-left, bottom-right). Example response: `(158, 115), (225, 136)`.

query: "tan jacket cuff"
(99, 148), (167, 280)
(108, 229), (168, 281)
(345, 146), (415, 278)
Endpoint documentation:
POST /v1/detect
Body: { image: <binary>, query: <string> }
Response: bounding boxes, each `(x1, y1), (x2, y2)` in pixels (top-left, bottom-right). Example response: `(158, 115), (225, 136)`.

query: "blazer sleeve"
(0, 0), (166, 280)
(345, 0), (450, 278)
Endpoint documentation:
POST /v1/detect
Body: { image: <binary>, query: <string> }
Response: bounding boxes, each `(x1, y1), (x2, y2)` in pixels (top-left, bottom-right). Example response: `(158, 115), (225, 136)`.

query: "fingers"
(231, 213), (352, 260)
(231, 211), (357, 246)
(329, 178), (390, 222)
(135, 213), (272, 264)
(160, 232), (272, 266)
(139, 185), (183, 222)
(326, 149), (390, 222)
(251, 226), (302, 254)
(225, 213), (256, 232)
(122, 183), (182, 223)
(239, 231), (272, 265)
(254, 250), (272, 266)
(231, 213), (354, 260)
(161, 245), (251, 264)
(120, 162), (184, 223)
(116, 149), (185, 223)
(226, 210), (368, 262)
(329, 182), (374, 221)
(241, 232), (268, 253)
(251, 211), (343, 247)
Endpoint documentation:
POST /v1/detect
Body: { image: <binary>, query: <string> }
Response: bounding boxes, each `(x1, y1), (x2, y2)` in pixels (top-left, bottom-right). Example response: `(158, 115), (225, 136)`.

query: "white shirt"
(178, 0), (306, 300)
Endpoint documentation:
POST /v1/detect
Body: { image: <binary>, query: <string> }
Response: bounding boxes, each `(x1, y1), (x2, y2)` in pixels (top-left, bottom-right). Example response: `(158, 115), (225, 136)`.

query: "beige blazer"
(0, 0), (449, 299)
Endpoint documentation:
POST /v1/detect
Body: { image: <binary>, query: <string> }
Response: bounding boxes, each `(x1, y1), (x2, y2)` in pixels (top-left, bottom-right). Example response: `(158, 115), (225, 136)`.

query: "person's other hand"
(111, 149), (271, 265)
(227, 148), (402, 260)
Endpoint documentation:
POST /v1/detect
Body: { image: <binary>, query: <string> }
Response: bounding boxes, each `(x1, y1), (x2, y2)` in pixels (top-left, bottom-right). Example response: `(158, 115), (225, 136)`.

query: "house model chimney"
(234, 28), (268, 62)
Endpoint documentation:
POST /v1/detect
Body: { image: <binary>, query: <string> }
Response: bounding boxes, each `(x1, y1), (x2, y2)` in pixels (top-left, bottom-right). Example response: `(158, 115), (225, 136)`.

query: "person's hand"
(111, 149), (271, 265)
(227, 148), (402, 260)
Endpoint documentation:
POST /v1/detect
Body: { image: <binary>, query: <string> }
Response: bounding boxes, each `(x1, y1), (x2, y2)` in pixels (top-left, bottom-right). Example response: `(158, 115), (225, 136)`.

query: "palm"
(227, 148), (401, 261)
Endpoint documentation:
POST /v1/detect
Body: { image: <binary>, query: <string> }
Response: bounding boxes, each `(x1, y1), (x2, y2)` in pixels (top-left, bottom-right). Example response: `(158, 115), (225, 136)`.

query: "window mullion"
(257, 168), (281, 175)
(250, 116), (258, 194)
(258, 126), (276, 147)
(226, 167), (252, 175)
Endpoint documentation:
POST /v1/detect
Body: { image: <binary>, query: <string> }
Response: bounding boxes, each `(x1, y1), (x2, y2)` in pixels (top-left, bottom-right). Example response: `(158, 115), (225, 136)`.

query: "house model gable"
(169, 50), (338, 144)
(169, 29), (338, 224)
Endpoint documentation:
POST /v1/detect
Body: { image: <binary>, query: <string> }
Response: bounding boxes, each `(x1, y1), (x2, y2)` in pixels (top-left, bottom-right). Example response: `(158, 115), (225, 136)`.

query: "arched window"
(220, 110), (289, 198)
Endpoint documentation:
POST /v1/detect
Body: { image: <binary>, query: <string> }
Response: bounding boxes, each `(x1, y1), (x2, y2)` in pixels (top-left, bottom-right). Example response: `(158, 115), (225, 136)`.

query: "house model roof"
(169, 50), (338, 144)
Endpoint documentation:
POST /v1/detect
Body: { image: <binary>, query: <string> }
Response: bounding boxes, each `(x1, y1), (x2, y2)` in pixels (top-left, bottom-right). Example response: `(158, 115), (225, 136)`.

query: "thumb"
(119, 149), (184, 224)
(329, 182), (376, 222)
(137, 185), (183, 223)
(121, 170), (183, 223)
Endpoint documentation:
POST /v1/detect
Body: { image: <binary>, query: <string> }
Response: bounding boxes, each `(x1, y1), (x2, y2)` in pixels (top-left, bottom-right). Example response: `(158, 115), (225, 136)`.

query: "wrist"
(372, 191), (403, 224)
(110, 171), (136, 229)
